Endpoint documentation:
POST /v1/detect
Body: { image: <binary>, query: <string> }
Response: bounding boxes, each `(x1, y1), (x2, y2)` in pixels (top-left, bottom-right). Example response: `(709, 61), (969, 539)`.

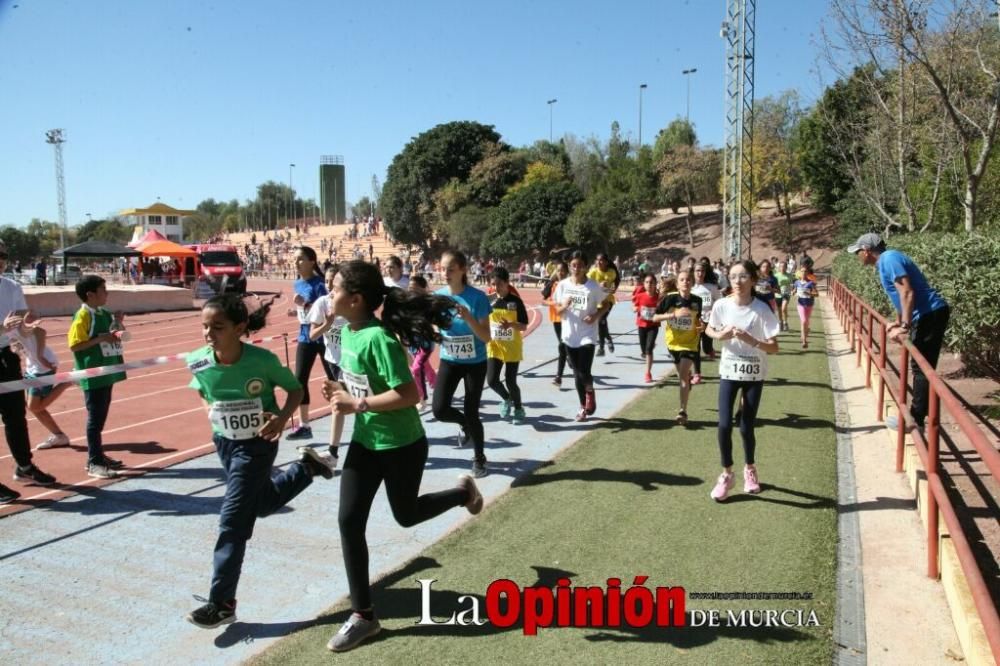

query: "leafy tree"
(506, 161), (568, 196)
(482, 180), (582, 257)
(381, 121), (502, 246)
(352, 196), (375, 220)
(518, 140), (573, 174)
(564, 187), (644, 251)
(0, 227), (40, 264)
(465, 143), (527, 208)
(752, 91), (805, 221)
(436, 205), (492, 256)
(652, 118), (697, 163)
(658, 145), (722, 245)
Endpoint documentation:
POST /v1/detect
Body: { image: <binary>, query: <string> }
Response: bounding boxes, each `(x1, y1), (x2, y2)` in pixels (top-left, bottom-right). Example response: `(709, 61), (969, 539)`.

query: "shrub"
(833, 232), (1000, 380)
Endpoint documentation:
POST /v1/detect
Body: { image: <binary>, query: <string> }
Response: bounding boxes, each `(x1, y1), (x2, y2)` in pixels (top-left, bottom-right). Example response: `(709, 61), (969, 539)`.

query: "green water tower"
(320, 155), (346, 224)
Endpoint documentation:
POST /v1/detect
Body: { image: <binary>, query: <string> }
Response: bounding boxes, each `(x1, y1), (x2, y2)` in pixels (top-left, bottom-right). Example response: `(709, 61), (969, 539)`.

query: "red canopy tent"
(136, 237), (198, 284)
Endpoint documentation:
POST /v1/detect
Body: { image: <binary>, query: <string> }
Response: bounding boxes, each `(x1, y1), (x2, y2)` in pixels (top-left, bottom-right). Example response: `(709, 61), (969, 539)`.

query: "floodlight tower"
(721, 0), (756, 260)
(371, 175), (382, 217)
(45, 129), (68, 249)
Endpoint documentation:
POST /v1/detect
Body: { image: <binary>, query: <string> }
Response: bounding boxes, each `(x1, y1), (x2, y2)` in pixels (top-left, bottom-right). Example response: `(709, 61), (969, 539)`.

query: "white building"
(119, 202), (196, 244)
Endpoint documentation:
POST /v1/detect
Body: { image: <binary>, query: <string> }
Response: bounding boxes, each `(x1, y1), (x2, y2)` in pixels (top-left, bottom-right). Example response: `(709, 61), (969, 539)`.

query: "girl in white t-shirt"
(552, 250), (609, 422)
(11, 320), (71, 449)
(308, 266), (347, 464)
(705, 259), (781, 502)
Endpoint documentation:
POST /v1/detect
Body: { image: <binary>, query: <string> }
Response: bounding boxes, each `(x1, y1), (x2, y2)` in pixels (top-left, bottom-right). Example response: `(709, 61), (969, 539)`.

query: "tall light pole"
(288, 163), (295, 226)
(547, 98), (558, 142)
(45, 129), (68, 249)
(682, 68), (698, 126)
(638, 83), (648, 147)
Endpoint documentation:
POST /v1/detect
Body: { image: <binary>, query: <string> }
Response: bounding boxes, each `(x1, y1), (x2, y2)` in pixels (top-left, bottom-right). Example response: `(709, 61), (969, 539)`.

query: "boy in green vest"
(68, 275), (127, 479)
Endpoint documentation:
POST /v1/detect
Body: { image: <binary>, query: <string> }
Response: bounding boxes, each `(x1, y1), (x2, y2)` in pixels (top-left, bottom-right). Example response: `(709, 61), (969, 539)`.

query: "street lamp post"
(682, 68), (698, 126)
(288, 163), (295, 227)
(638, 83), (648, 147)
(547, 99), (558, 142)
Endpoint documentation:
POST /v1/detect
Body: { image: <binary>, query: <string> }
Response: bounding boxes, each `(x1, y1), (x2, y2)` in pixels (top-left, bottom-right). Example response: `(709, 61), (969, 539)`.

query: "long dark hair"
(298, 246), (324, 279)
(204, 292), (274, 336)
(442, 249), (468, 285)
(338, 260), (454, 348)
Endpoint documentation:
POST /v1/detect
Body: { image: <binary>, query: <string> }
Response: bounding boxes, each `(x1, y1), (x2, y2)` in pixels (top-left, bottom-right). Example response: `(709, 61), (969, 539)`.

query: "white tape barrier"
(0, 333), (292, 395)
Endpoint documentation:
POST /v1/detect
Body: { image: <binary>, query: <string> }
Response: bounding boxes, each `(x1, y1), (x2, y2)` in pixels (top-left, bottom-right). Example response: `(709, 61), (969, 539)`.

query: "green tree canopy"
(482, 180), (582, 257)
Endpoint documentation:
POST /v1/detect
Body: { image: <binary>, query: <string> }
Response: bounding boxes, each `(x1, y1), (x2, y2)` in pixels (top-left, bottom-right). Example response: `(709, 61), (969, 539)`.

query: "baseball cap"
(847, 233), (884, 254)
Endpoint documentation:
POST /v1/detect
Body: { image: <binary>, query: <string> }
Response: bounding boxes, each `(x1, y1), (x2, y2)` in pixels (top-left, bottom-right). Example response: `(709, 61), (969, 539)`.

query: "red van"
(189, 244), (246, 294)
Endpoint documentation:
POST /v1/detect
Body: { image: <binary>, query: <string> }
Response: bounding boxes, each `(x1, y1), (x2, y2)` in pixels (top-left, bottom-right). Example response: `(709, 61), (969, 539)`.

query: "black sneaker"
(0, 483), (20, 504)
(596, 347), (605, 357)
(186, 600), (237, 629)
(298, 446), (335, 480)
(100, 456), (124, 470)
(13, 464), (56, 486)
(608, 341), (615, 353)
(472, 458), (487, 479)
(286, 425), (313, 441)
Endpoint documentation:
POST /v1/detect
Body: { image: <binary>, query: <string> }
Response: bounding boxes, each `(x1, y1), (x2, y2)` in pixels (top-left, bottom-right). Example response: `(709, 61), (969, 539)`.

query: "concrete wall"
(24, 285), (196, 317)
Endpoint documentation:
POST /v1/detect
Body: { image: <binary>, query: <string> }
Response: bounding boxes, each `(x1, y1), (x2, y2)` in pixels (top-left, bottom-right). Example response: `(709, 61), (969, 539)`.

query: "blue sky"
(0, 0), (831, 227)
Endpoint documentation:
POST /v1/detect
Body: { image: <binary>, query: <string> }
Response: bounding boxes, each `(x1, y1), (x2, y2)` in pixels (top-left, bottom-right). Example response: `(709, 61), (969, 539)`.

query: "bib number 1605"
(219, 413), (262, 432)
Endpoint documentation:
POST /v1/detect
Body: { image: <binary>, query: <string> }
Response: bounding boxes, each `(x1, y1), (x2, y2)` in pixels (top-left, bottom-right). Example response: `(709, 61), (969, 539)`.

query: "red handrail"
(831, 278), (1000, 662)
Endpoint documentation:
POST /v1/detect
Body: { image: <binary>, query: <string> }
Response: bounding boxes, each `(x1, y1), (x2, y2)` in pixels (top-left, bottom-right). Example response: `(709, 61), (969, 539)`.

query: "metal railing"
(831, 278), (1000, 661)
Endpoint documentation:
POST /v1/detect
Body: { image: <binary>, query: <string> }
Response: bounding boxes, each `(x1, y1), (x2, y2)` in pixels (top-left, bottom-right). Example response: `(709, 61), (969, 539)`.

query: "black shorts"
(669, 349), (699, 366)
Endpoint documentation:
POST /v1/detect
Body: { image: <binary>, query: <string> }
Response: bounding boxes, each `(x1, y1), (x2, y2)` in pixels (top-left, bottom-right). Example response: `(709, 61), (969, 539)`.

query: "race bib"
(100, 341), (123, 357)
(721, 351), (765, 381)
(296, 306), (309, 324)
(443, 334), (476, 360)
(670, 315), (694, 331)
(210, 398), (265, 440)
(341, 370), (372, 399)
(490, 323), (515, 341)
(754, 282), (771, 295)
(564, 287), (588, 312)
(324, 325), (342, 353)
(640, 306), (656, 322)
(797, 287), (811, 299)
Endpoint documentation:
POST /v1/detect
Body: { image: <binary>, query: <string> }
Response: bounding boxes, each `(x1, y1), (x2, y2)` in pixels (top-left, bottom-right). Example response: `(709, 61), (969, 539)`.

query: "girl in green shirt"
(321, 260), (485, 653)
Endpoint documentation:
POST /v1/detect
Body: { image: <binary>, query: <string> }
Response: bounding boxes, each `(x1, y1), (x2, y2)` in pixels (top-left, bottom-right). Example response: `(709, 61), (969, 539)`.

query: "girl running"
(705, 260), (781, 502)
(587, 253), (619, 356)
(287, 246), (334, 441)
(690, 262), (722, 384)
(653, 269), (703, 425)
(633, 273), (661, 383)
(486, 267), (529, 424)
(11, 319), (71, 449)
(554, 250), (608, 422)
(308, 266), (347, 462)
(542, 260), (570, 386)
(406, 276), (437, 409)
(432, 250), (492, 478)
(752, 259), (779, 314)
(775, 261), (794, 331)
(794, 259), (819, 349)
(186, 293), (334, 629)
(322, 260), (483, 652)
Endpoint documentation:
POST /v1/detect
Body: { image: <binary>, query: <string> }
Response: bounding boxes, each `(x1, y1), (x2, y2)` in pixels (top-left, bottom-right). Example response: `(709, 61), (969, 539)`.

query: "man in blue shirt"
(848, 233), (950, 430)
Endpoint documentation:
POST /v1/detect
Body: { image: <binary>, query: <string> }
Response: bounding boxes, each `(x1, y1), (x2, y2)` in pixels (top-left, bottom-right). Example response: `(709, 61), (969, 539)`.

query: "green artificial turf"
(250, 310), (838, 665)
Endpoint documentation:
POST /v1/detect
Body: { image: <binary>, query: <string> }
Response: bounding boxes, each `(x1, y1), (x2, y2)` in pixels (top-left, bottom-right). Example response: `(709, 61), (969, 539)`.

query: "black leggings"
(338, 437), (467, 610)
(432, 360), (487, 461)
(295, 339), (334, 406)
(717, 379), (764, 468)
(597, 303), (614, 347)
(637, 327), (658, 357)
(552, 322), (568, 379)
(696, 329), (713, 374)
(486, 358), (522, 409)
(566, 344), (596, 406)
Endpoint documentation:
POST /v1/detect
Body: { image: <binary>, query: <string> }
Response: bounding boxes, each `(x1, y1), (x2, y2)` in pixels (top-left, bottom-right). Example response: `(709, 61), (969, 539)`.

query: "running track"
(0, 279), (546, 518)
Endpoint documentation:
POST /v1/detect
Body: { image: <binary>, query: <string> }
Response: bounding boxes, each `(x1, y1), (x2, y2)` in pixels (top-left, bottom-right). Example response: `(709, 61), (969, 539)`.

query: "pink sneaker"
(644, 372), (653, 383)
(710, 472), (735, 502)
(574, 409), (587, 422)
(690, 374), (703, 385)
(743, 466), (761, 494)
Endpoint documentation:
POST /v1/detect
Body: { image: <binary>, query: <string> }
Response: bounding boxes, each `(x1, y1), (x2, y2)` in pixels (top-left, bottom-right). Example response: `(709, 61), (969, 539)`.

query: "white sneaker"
(37, 433), (70, 450)
(327, 612), (381, 652)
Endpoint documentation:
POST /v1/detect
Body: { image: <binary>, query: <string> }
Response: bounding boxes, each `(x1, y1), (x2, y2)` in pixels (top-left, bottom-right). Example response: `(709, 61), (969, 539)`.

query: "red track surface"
(0, 279), (545, 517)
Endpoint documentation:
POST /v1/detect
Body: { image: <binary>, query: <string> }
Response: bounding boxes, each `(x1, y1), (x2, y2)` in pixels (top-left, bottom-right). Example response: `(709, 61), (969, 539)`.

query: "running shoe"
(710, 471), (735, 502)
(690, 374), (703, 385)
(574, 409), (588, 423)
(499, 400), (511, 420)
(743, 466), (761, 494)
(99, 455), (124, 470)
(186, 600), (237, 629)
(286, 425), (313, 441)
(0, 482), (21, 504)
(36, 433), (70, 450)
(584, 390), (596, 416)
(608, 341), (615, 354)
(13, 464), (56, 486)
(472, 458), (488, 479)
(552, 376), (562, 387)
(596, 347), (605, 357)
(676, 410), (688, 426)
(458, 474), (484, 514)
(328, 612), (381, 652)
(455, 428), (469, 449)
(86, 462), (118, 479)
(644, 372), (653, 383)
(511, 407), (526, 425)
(298, 447), (335, 480)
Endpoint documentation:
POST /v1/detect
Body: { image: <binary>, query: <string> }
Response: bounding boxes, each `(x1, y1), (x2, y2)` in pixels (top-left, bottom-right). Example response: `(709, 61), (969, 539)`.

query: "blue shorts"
(26, 369), (59, 399)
